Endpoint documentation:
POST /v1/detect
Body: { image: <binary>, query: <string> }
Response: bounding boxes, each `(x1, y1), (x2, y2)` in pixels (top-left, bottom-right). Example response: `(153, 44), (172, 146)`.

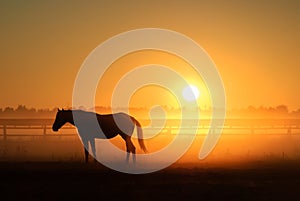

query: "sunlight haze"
(0, 0), (299, 111)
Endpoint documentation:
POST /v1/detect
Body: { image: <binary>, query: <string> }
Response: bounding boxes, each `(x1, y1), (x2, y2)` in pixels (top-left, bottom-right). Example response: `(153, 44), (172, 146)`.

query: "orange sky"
(0, 1), (299, 111)
(95, 50), (211, 110)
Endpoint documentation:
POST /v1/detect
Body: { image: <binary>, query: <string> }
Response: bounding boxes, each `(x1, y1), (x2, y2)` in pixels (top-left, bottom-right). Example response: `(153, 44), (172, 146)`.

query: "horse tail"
(131, 117), (147, 153)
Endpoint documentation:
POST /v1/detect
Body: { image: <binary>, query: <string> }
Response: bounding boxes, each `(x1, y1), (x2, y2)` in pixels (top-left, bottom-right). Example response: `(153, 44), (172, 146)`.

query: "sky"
(0, 0), (299, 111)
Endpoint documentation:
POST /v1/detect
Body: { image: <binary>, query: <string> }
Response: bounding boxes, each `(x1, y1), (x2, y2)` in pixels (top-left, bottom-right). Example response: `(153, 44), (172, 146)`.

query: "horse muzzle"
(52, 127), (59, 132)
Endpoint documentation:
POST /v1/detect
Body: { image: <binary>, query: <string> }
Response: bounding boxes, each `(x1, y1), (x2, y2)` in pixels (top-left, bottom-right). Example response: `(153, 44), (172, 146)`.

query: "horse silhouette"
(52, 109), (147, 163)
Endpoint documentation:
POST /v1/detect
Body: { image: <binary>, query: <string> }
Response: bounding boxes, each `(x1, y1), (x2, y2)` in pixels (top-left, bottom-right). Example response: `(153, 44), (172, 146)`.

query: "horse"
(52, 109), (147, 164)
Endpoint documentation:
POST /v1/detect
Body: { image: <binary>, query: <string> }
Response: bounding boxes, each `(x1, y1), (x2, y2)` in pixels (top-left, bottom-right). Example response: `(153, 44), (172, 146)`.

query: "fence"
(1, 118), (300, 140)
(0, 119), (76, 140)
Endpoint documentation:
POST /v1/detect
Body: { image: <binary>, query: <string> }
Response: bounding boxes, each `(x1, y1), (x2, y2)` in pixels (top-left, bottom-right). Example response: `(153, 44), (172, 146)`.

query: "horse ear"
(62, 108), (65, 111)
(57, 108), (61, 112)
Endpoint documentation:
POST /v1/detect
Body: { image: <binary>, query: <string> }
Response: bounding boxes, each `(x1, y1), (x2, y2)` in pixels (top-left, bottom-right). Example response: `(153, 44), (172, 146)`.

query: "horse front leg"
(90, 138), (97, 163)
(82, 139), (89, 163)
(125, 140), (130, 164)
(132, 147), (136, 165)
(126, 152), (130, 164)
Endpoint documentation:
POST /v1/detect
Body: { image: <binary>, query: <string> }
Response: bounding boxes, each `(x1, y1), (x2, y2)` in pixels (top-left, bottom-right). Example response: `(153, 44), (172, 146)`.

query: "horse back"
(97, 113), (135, 139)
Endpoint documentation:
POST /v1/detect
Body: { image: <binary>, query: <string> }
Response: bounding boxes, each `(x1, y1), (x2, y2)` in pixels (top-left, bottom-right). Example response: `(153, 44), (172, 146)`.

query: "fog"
(1, 128), (300, 169)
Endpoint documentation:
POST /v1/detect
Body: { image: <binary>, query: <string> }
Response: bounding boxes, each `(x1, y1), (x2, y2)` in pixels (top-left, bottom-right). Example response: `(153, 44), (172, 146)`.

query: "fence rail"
(1, 118), (300, 140)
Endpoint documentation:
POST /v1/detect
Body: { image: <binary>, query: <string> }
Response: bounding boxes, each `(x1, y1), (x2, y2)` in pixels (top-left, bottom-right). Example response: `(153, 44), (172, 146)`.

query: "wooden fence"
(1, 118), (300, 140)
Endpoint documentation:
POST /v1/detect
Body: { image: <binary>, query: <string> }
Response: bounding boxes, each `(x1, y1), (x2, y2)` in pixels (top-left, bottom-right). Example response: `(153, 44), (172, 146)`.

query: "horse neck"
(64, 111), (74, 125)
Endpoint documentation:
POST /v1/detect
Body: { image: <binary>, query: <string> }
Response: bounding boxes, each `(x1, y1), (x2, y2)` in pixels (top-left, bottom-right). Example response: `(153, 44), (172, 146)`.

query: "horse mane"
(68, 109), (101, 117)
(62, 109), (89, 113)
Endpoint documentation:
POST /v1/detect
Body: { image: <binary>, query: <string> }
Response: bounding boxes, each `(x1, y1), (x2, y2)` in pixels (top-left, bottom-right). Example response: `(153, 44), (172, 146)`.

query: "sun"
(182, 85), (200, 101)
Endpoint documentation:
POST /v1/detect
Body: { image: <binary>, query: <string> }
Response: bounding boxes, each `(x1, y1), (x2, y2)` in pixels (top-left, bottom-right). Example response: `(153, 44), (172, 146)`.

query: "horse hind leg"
(125, 137), (136, 164)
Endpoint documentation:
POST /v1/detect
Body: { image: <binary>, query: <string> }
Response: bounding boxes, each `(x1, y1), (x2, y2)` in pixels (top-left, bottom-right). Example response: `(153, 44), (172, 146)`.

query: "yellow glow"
(1, 1), (299, 111)
(182, 85), (200, 101)
(95, 50), (212, 111)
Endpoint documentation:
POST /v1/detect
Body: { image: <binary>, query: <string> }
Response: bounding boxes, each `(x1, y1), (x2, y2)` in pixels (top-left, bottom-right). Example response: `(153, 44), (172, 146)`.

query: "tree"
(275, 105), (288, 114)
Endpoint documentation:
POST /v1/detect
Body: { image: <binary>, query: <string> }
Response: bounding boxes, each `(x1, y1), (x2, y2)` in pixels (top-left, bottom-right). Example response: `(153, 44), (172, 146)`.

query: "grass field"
(1, 160), (300, 201)
(1, 120), (300, 200)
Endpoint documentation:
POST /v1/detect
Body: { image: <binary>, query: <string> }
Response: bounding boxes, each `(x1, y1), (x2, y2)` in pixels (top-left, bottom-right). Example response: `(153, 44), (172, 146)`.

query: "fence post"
(250, 126), (254, 135)
(43, 124), (47, 137)
(287, 126), (291, 135)
(3, 124), (7, 140)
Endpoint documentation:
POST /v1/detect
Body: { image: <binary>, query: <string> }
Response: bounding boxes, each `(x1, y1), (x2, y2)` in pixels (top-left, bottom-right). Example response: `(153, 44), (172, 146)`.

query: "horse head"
(52, 108), (69, 131)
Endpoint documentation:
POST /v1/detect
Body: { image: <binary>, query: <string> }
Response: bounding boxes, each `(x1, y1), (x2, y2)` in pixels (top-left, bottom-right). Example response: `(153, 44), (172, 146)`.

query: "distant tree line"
(0, 104), (299, 118)
(228, 105), (300, 118)
(0, 105), (58, 118)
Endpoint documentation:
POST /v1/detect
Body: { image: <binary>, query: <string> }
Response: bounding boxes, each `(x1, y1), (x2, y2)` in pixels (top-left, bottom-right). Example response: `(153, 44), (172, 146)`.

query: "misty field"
(1, 119), (300, 200)
(1, 130), (300, 164)
(1, 118), (300, 164)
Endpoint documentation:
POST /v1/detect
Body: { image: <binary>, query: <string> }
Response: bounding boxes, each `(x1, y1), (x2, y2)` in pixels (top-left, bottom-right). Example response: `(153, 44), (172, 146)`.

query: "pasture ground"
(0, 160), (300, 201)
